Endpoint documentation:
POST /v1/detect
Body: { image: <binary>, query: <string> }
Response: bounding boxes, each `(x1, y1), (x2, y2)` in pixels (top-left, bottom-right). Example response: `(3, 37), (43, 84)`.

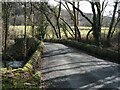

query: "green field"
(9, 26), (33, 37)
(9, 26), (118, 39)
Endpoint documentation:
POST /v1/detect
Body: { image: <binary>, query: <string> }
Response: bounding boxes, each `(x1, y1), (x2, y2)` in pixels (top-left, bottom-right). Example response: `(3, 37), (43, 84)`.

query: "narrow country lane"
(41, 42), (120, 90)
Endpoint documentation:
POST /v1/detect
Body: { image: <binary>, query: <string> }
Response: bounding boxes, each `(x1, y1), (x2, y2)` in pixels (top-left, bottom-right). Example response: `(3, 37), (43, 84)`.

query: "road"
(41, 42), (120, 90)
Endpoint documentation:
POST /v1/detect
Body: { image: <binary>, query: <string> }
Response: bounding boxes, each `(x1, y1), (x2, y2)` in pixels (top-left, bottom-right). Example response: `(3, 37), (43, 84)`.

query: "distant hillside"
(8, 7), (117, 27)
(60, 10), (112, 27)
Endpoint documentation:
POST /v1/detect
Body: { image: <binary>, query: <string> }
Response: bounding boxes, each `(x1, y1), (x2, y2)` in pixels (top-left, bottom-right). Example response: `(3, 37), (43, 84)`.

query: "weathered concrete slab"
(41, 42), (120, 89)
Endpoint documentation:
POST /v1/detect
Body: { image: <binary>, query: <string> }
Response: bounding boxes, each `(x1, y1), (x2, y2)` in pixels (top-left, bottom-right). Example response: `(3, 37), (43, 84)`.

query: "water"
(6, 61), (24, 68)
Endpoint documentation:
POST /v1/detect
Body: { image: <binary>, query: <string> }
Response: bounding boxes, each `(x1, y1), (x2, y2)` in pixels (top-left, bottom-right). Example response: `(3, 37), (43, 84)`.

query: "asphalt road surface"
(41, 42), (120, 90)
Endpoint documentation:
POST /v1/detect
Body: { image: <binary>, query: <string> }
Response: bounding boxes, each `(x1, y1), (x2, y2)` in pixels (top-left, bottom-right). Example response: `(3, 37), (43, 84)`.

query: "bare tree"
(2, 2), (11, 62)
(111, 9), (120, 38)
(30, 2), (35, 37)
(69, 1), (101, 46)
(47, 1), (62, 38)
(32, 2), (59, 38)
(61, 2), (81, 41)
(22, 2), (27, 61)
(107, 1), (119, 46)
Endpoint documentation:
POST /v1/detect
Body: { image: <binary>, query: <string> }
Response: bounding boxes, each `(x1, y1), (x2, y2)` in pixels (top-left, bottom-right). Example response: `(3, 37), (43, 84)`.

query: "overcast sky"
(49, 0), (120, 16)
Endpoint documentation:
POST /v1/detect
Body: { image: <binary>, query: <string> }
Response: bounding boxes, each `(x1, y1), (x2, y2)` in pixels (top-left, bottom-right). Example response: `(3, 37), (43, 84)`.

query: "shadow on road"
(41, 42), (120, 90)
(43, 65), (119, 89)
(43, 47), (74, 58)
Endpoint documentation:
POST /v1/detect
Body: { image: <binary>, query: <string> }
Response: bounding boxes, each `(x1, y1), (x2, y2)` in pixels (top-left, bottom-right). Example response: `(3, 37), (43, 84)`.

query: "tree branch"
(68, 2), (93, 25)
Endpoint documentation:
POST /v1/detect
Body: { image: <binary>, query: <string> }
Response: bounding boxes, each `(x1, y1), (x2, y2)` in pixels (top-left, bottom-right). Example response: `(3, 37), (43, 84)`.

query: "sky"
(48, 0), (120, 16)
(49, 0), (93, 13)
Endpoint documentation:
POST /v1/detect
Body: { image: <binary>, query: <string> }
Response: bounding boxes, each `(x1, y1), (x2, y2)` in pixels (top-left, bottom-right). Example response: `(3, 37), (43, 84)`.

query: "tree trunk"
(107, 2), (118, 46)
(57, 1), (62, 38)
(2, 3), (10, 61)
(31, 3), (35, 37)
(24, 2), (27, 61)
(73, 2), (77, 40)
(91, 2), (101, 46)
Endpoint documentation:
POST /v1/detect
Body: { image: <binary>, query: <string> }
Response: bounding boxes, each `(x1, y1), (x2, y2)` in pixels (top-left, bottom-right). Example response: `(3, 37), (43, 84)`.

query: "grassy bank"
(1, 41), (44, 89)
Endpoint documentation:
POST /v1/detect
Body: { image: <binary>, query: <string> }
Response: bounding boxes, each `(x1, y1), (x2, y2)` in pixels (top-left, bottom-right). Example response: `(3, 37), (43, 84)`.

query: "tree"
(21, 2), (27, 61)
(60, 17), (74, 38)
(61, 2), (81, 41)
(32, 2), (59, 38)
(69, 1), (101, 46)
(90, 1), (101, 46)
(57, 1), (62, 38)
(111, 9), (120, 38)
(27, 2), (35, 37)
(47, 1), (62, 38)
(2, 2), (11, 62)
(107, 1), (119, 46)
(72, 2), (81, 41)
